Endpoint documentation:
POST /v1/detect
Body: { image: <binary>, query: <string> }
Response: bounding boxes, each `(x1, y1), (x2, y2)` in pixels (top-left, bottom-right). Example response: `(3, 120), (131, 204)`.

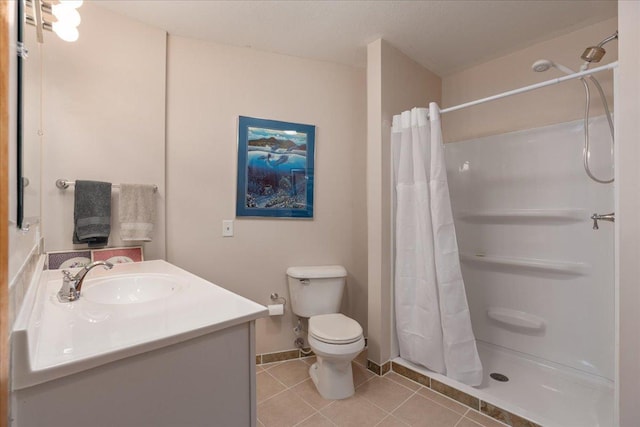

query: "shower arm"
(597, 31), (619, 48)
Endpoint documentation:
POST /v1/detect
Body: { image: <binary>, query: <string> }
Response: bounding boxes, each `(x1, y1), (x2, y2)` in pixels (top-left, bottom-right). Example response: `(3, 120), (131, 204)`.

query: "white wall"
(442, 18), (617, 143)
(165, 35), (367, 354)
(615, 1), (640, 425)
(366, 39), (441, 364)
(41, 2), (167, 259)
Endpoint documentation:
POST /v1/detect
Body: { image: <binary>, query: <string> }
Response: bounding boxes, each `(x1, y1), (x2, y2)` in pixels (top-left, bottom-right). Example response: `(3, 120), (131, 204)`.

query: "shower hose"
(580, 73), (615, 184)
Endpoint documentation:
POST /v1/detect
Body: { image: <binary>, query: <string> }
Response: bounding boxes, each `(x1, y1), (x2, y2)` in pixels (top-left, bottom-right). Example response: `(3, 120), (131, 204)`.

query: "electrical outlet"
(222, 220), (234, 237)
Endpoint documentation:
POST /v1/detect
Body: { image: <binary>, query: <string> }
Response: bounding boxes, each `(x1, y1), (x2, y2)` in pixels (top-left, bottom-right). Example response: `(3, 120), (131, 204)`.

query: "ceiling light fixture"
(24, 0), (83, 43)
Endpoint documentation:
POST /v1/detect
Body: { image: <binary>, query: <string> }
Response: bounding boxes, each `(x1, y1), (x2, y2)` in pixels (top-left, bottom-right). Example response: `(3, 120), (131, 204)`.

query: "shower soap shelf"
(456, 209), (585, 224)
(487, 308), (546, 331)
(459, 253), (588, 276)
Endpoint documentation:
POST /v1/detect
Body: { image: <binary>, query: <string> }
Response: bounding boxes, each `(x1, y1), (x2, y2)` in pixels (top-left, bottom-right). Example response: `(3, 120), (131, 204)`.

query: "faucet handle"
(57, 270), (79, 302)
(591, 212), (614, 230)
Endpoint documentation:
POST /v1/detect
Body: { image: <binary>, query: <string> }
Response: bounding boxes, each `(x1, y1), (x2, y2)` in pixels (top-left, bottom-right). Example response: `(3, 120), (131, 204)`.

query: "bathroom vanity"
(11, 260), (268, 427)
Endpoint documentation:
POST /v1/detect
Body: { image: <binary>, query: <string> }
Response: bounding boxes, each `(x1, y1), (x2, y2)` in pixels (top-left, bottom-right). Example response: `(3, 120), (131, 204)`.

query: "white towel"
(119, 184), (156, 241)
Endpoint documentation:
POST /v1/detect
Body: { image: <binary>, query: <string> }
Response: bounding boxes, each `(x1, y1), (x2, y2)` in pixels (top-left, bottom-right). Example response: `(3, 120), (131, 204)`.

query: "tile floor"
(256, 351), (507, 427)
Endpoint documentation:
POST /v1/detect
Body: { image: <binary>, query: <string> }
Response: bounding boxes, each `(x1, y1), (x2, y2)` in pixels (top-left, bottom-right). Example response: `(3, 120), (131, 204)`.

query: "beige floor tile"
(263, 361), (285, 370)
(352, 361), (375, 388)
(384, 372), (421, 392)
(456, 419), (483, 427)
(376, 414), (411, 427)
(292, 378), (334, 410)
(321, 394), (388, 426)
(295, 413), (336, 427)
(258, 390), (316, 427)
(465, 411), (509, 427)
(256, 365), (265, 372)
(269, 359), (312, 387)
(356, 376), (415, 413)
(257, 418), (266, 426)
(392, 394), (463, 427)
(302, 356), (317, 366)
(257, 371), (287, 403)
(354, 349), (368, 367)
(417, 387), (468, 415)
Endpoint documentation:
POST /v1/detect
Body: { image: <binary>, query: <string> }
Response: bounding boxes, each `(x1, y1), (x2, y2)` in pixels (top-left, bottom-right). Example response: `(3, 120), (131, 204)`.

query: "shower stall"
(445, 116), (613, 427)
(391, 34), (617, 427)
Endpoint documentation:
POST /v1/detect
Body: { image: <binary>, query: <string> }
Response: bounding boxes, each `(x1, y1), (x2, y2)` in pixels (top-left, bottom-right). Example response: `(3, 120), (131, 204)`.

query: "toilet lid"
(309, 313), (363, 344)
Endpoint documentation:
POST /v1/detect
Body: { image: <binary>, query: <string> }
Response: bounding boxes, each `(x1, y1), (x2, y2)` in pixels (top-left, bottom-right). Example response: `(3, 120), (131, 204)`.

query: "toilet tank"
(286, 266), (348, 318)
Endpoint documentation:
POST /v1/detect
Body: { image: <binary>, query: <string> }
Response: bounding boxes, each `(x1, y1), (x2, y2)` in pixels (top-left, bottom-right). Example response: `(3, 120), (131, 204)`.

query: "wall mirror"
(16, 0), (42, 231)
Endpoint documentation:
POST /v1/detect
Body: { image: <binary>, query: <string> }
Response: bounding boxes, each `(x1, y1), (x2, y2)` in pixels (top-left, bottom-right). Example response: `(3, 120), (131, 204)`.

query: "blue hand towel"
(72, 180), (112, 248)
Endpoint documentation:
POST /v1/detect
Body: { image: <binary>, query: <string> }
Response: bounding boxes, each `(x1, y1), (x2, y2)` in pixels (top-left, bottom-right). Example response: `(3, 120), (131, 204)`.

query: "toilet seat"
(309, 313), (363, 345)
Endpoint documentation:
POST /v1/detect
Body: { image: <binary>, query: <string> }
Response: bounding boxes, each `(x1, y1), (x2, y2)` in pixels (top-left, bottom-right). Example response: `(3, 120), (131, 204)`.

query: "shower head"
(531, 59), (552, 72)
(580, 31), (618, 64)
(531, 59), (575, 75)
(581, 46), (606, 63)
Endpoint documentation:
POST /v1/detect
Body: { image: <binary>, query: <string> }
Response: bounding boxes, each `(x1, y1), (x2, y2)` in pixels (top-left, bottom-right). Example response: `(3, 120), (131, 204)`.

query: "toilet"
(286, 265), (364, 400)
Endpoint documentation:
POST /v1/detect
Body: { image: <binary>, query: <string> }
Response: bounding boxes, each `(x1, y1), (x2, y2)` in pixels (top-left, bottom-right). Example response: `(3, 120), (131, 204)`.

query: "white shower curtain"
(392, 103), (483, 386)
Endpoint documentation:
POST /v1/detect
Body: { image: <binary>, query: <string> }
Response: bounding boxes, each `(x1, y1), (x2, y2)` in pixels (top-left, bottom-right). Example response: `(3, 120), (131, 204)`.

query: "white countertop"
(12, 260), (268, 390)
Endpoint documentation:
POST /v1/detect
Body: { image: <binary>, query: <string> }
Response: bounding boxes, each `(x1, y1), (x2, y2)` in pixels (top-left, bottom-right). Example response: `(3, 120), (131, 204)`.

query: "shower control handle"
(591, 212), (614, 230)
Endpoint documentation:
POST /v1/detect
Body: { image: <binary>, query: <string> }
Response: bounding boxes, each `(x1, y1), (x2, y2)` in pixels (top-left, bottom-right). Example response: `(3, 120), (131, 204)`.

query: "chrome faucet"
(57, 261), (114, 302)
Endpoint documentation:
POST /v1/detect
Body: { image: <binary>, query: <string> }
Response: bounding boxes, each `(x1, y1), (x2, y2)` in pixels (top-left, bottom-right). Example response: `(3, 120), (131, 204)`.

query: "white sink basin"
(82, 274), (182, 305)
(12, 260), (268, 390)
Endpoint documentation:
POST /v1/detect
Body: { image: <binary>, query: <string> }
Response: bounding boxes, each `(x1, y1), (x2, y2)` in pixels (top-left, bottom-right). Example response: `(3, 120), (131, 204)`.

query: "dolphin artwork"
(269, 155), (289, 167)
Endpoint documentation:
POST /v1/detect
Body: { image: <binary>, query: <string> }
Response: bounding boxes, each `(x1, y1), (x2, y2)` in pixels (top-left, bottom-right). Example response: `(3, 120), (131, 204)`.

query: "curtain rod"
(437, 61), (618, 116)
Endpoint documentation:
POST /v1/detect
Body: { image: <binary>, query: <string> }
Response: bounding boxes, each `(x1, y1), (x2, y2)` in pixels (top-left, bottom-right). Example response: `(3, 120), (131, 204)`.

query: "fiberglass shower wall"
(445, 116), (614, 380)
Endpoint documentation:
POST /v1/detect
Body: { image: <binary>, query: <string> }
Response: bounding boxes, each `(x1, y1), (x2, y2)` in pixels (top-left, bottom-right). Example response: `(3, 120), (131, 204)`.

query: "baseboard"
(390, 361), (540, 427)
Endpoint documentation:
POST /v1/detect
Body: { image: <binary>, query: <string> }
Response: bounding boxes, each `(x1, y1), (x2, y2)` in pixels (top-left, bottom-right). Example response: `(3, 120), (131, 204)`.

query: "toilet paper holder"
(270, 293), (287, 307)
(268, 293), (287, 316)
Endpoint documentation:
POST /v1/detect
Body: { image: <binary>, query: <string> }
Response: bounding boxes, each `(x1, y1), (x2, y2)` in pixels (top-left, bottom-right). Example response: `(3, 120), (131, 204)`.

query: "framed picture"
(236, 116), (315, 218)
(92, 246), (144, 264)
(48, 250), (92, 270)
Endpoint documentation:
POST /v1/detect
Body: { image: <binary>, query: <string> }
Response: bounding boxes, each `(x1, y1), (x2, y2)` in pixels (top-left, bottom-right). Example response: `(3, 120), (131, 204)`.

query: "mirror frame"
(16, 0), (24, 229)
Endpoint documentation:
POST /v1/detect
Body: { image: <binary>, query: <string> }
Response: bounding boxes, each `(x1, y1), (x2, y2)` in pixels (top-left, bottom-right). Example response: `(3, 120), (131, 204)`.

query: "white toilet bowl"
(285, 266), (364, 400)
(307, 313), (365, 400)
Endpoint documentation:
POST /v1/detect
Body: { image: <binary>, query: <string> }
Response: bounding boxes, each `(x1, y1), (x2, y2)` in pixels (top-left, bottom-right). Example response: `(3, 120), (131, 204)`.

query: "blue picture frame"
(236, 116), (315, 218)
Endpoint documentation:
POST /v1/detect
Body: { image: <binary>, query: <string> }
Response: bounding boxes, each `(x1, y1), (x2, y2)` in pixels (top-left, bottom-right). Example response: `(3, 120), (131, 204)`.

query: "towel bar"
(56, 179), (158, 193)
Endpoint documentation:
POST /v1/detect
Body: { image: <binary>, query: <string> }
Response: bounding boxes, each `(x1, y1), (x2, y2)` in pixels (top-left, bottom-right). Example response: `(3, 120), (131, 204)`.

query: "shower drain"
(490, 373), (509, 382)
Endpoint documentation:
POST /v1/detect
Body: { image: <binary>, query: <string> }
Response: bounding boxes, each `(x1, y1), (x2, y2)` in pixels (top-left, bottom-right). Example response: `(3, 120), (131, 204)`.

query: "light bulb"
(52, 4), (81, 27)
(52, 22), (79, 42)
(60, 0), (84, 8)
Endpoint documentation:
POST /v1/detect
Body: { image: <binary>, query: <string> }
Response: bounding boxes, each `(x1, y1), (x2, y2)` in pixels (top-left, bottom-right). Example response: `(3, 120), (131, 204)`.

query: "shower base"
(393, 341), (613, 427)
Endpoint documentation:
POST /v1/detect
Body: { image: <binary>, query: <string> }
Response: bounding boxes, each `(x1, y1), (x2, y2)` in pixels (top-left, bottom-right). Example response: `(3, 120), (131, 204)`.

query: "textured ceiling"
(95, 0), (617, 76)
